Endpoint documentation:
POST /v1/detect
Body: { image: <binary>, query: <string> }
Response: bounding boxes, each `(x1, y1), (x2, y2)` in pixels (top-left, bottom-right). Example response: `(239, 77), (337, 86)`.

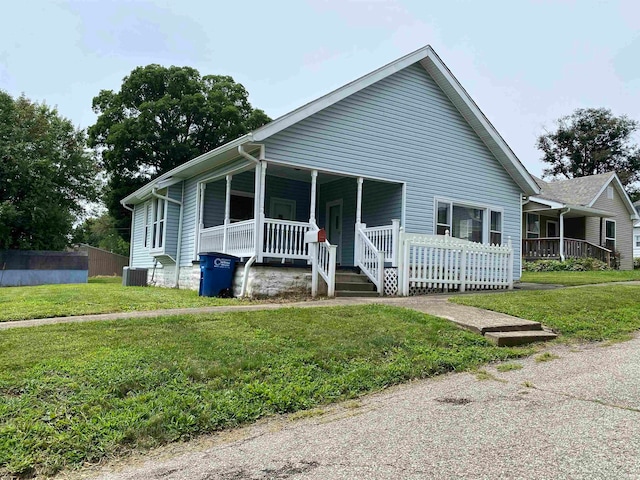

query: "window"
(436, 199), (501, 244)
(526, 213), (540, 239)
(605, 220), (616, 251)
(143, 202), (150, 248)
(490, 211), (502, 245)
(635, 235), (640, 248)
(230, 191), (254, 222)
(436, 201), (451, 235)
(607, 186), (614, 199)
(546, 220), (559, 238)
(151, 196), (166, 250)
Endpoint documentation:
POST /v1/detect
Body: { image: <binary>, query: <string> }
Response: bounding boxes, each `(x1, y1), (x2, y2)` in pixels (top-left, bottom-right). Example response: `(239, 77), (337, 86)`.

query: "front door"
(547, 220), (559, 237)
(326, 199), (343, 264)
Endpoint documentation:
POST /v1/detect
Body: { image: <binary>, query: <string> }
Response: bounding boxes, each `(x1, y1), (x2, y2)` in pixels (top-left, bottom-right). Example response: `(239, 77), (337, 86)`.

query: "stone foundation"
(146, 263), (320, 298)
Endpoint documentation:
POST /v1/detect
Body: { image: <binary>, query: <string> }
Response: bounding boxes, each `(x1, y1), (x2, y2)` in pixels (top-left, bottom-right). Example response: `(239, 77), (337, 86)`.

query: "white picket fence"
(398, 233), (513, 295)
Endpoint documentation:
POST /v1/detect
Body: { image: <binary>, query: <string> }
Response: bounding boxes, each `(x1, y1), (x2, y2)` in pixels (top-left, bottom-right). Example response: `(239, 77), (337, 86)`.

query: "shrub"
(523, 258), (610, 272)
(634, 258), (640, 270)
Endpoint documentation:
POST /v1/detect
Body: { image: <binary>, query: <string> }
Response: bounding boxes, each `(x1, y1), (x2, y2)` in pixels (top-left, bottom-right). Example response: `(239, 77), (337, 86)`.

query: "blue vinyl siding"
(130, 202), (154, 268)
(263, 62), (523, 276)
(265, 176), (311, 222)
(318, 178), (357, 264)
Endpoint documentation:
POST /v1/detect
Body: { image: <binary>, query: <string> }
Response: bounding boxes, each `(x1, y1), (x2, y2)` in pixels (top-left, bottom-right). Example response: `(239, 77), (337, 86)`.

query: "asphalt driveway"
(73, 335), (640, 480)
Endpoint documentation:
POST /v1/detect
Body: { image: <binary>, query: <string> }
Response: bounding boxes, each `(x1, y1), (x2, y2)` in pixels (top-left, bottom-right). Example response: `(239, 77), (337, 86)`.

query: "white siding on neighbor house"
(130, 202), (154, 268)
(263, 62), (523, 276)
(634, 225), (640, 259)
(585, 186), (634, 270)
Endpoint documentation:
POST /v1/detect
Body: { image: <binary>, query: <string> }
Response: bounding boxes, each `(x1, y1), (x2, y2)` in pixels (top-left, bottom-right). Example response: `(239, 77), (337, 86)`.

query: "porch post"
(223, 175), (232, 253)
(257, 161), (267, 262)
(196, 183), (206, 256)
(253, 162), (262, 258)
(559, 210), (565, 261)
(310, 170), (318, 226)
(391, 218), (400, 267)
(355, 177), (364, 264)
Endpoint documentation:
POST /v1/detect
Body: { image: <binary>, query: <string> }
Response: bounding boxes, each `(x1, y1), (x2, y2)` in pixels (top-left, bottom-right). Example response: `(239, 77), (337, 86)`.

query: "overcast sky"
(2, 0), (639, 176)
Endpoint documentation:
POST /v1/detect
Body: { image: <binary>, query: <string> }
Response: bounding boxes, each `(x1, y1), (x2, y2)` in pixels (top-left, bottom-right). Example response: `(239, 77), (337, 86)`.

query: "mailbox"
(304, 228), (327, 243)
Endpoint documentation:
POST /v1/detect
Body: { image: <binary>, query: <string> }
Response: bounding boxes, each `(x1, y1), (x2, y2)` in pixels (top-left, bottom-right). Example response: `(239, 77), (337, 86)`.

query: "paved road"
(76, 336), (640, 480)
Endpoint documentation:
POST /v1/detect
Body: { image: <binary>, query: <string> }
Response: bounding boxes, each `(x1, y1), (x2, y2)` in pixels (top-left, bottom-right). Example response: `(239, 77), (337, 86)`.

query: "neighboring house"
(634, 200), (640, 259)
(121, 45), (539, 296)
(522, 173), (638, 269)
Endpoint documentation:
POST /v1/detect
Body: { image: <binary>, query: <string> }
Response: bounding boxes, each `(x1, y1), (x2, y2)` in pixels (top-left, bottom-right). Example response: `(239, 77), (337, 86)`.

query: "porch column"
(257, 161), (267, 262)
(197, 183), (206, 257)
(310, 170), (318, 225)
(223, 175), (232, 252)
(253, 162), (262, 259)
(355, 177), (364, 264)
(559, 210), (565, 261)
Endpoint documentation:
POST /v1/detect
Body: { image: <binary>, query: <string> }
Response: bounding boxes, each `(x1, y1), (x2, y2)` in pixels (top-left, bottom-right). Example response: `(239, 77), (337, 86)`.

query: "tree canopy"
(88, 65), (271, 239)
(537, 108), (640, 189)
(0, 91), (99, 250)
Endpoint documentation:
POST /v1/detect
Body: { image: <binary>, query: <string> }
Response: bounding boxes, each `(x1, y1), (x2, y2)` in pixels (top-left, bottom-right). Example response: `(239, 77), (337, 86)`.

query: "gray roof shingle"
(533, 172), (615, 206)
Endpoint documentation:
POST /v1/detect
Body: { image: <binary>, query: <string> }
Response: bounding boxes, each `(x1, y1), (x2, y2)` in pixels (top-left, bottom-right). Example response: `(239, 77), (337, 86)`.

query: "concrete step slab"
(335, 273), (371, 284)
(484, 330), (558, 347)
(335, 281), (376, 292)
(335, 290), (380, 298)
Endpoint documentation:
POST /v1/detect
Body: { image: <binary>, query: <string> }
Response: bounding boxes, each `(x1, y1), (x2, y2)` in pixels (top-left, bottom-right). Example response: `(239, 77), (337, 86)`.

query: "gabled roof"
(531, 172), (638, 219)
(122, 45), (539, 205)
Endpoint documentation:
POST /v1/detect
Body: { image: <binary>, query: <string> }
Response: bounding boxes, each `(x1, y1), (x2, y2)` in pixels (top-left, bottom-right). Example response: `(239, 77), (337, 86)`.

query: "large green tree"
(0, 92), (99, 250)
(538, 108), (640, 189)
(89, 65), (271, 239)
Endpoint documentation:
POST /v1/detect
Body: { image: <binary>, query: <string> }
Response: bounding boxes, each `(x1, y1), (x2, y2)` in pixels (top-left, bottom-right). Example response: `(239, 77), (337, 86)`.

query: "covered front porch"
(194, 152), (403, 295)
(522, 203), (613, 266)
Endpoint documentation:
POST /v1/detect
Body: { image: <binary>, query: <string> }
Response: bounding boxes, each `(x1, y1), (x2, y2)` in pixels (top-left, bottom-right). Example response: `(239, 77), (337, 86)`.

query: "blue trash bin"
(198, 252), (240, 297)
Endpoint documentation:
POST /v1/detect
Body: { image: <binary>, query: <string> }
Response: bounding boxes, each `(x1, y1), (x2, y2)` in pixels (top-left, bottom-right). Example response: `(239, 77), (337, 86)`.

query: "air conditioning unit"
(122, 267), (148, 286)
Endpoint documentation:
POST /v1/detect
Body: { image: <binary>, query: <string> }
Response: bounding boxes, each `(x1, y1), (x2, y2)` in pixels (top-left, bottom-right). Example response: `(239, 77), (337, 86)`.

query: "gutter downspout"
(173, 182), (185, 288)
(559, 207), (570, 261)
(237, 144), (265, 298)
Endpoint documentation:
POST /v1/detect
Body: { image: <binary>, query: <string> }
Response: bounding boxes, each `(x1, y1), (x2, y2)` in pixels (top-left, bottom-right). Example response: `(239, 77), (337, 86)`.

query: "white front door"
(270, 198), (296, 220)
(326, 199), (343, 264)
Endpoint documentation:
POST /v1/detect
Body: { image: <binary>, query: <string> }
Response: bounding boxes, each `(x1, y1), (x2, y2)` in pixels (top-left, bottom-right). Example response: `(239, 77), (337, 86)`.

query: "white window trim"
(433, 197), (504, 244)
(526, 212), (540, 239)
(143, 201), (150, 249)
(605, 219), (616, 250)
(150, 196), (167, 253)
(546, 220), (559, 238)
(607, 186), (614, 199)
(635, 234), (640, 248)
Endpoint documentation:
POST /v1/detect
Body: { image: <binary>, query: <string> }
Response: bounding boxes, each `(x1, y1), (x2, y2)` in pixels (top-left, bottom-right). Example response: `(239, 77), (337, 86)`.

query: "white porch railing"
(313, 240), (337, 297)
(263, 218), (313, 260)
(398, 233), (513, 295)
(362, 219), (400, 266)
(355, 227), (385, 295)
(199, 219), (255, 258)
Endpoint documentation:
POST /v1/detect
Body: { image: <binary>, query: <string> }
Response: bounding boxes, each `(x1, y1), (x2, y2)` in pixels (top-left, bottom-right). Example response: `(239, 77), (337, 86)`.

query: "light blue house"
(122, 46), (539, 296)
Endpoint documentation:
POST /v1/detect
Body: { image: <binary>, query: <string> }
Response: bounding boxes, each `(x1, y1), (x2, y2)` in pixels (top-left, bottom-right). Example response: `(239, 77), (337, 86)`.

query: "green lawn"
(452, 284), (640, 342)
(521, 270), (640, 286)
(0, 277), (244, 322)
(0, 305), (530, 477)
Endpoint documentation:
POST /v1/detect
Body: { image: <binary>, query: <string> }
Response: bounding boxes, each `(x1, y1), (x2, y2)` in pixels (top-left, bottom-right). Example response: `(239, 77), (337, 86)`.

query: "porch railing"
(522, 237), (611, 265)
(362, 219), (400, 266)
(355, 227), (384, 295)
(315, 240), (337, 296)
(199, 219), (255, 258)
(263, 218), (312, 260)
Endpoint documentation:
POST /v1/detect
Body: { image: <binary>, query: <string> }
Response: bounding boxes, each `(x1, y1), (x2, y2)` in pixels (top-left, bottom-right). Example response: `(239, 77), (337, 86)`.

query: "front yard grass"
(452, 284), (640, 342)
(0, 276), (244, 322)
(0, 305), (531, 477)
(521, 270), (640, 286)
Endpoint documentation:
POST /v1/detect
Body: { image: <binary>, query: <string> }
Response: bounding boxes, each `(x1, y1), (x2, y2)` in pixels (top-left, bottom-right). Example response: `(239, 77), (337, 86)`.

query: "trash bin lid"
(198, 252), (240, 260)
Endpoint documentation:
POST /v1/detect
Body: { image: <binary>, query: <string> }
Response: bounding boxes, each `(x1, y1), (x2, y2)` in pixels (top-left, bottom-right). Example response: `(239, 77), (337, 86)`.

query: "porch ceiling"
(524, 205), (612, 218)
(266, 163), (342, 184)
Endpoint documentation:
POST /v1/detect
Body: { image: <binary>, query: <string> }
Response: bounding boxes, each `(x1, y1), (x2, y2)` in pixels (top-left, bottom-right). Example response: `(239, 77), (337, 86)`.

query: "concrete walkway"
(72, 334), (640, 480)
(0, 293), (556, 344)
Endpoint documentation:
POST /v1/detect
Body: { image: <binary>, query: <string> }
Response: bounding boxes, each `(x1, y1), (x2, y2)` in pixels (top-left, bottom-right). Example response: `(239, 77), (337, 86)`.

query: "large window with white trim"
(151, 196), (166, 250)
(436, 200), (502, 244)
(526, 213), (540, 239)
(635, 234), (640, 248)
(605, 220), (616, 251)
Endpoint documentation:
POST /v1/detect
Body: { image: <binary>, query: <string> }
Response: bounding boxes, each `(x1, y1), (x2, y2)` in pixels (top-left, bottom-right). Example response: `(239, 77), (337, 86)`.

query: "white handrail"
(362, 219), (400, 266)
(263, 218), (312, 260)
(315, 240), (337, 297)
(356, 227), (384, 295)
(199, 219), (255, 257)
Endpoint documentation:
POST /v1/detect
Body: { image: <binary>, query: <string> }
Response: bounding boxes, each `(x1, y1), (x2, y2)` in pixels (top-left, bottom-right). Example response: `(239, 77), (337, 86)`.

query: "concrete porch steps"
(484, 330), (558, 346)
(334, 271), (379, 298)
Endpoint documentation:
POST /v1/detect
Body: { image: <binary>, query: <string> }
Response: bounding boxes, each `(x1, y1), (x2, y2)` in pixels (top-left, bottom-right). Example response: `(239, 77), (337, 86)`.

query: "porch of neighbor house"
(194, 159), (403, 296)
(522, 207), (613, 266)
